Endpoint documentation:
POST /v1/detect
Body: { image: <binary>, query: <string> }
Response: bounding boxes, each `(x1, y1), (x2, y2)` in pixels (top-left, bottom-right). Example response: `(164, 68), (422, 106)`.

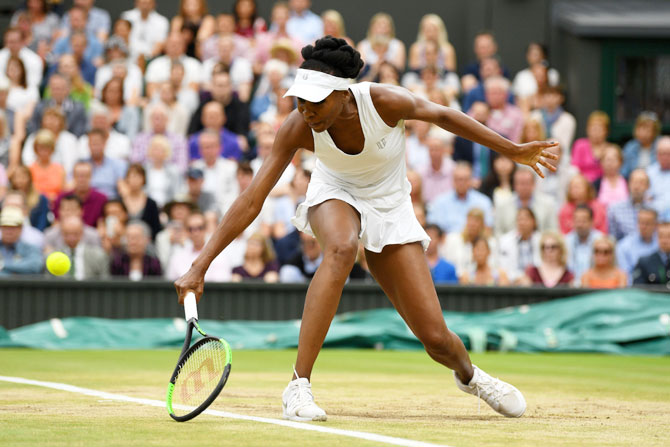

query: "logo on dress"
(302, 73), (309, 80)
(376, 138), (387, 150)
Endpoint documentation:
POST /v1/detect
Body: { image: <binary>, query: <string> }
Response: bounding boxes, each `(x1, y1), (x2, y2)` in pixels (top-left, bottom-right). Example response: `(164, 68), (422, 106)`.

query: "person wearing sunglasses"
(523, 230), (574, 287)
(580, 236), (626, 288)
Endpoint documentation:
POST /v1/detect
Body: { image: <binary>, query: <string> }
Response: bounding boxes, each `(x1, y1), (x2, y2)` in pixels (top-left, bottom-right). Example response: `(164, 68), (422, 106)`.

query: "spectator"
(202, 13), (251, 62)
(646, 136), (670, 207)
(191, 129), (239, 208)
(28, 73), (88, 137)
(580, 236), (627, 289)
(259, 87), (295, 132)
(21, 108), (77, 181)
(1, 190), (45, 249)
(202, 35), (254, 102)
(0, 206), (42, 276)
(64, 31), (98, 86)
(357, 13), (405, 73)
(188, 101), (242, 161)
(442, 207), (497, 276)
(633, 221), (670, 286)
(254, 3), (304, 71)
(166, 212), (231, 281)
(97, 198), (128, 253)
(110, 220), (161, 280)
(170, 0), (215, 58)
(270, 167), (309, 239)
(117, 164), (162, 239)
(484, 76), (523, 143)
(405, 120), (431, 172)
(498, 208), (541, 284)
(461, 31), (510, 90)
(188, 70), (250, 138)
(622, 111), (661, 179)
(77, 102), (132, 161)
(8, 165), (49, 230)
(459, 237), (509, 286)
(44, 194), (101, 252)
(99, 77), (141, 140)
(531, 86), (576, 166)
(454, 102), (493, 182)
(94, 37), (143, 104)
(132, 102), (188, 174)
(0, 98), (13, 165)
(231, 232), (279, 282)
(0, 28), (43, 90)
(478, 153), (515, 202)
(419, 133), (454, 204)
(321, 9), (354, 47)
(84, 128), (128, 198)
(9, 0), (60, 56)
(617, 208), (659, 281)
(5, 56), (39, 114)
(565, 204), (603, 283)
(121, 0), (170, 61)
(250, 59), (291, 122)
(494, 167), (557, 236)
(59, 0), (110, 43)
(45, 53), (93, 109)
(558, 174), (608, 234)
(409, 14), (456, 72)
(607, 169), (653, 241)
(144, 32), (202, 98)
(423, 223), (458, 284)
(279, 231), (323, 283)
(461, 56), (514, 114)
(407, 169), (424, 207)
(571, 111), (609, 183)
(143, 135), (181, 208)
(286, 0), (323, 45)
(54, 215), (109, 279)
(52, 6), (104, 66)
(250, 129), (295, 189)
(182, 167), (219, 216)
(155, 195), (194, 268)
(536, 138), (579, 205)
(596, 144), (628, 209)
(522, 231), (574, 287)
(28, 129), (65, 201)
(232, 0), (266, 39)
(427, 162), (493, 233)
(512, 42), (559, 104)
(53, 161), (107, 227)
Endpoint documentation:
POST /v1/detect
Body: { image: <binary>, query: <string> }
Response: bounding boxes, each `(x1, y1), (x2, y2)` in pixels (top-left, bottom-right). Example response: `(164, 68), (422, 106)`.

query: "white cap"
(284, 69), (352, 103)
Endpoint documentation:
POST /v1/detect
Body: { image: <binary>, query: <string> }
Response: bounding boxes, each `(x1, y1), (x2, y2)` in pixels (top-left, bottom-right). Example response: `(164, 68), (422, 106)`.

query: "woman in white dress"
(175, 37), (558, 422)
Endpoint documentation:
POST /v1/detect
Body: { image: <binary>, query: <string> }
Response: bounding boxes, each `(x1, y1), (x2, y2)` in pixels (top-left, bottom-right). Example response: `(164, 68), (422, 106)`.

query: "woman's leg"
(365, 243), (474, 383)
(293, 199), (361, 380)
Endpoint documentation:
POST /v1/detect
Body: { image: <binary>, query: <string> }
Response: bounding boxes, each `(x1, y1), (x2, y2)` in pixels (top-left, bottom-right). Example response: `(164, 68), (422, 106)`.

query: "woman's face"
(422, 20), (439, 41)
(569, 178), (589, 203)
(494, 156), (515, 178)
(586, 121), (608, 144)
(42, 114), (62, 134)
(11, 169), (30, 190)
(472, 239), (489, 264)
(104, 81), (123, 105)
(127, 169), (145, 191)
(601, 147), (621, 176)
(526, 44), (543, 65)
(323, 17), (338, 36)
(634, 122), (655, 146)
(35, 143), (53, 162)
(465, 215), (483, 239)
(516, 210), (535, 236)
(593, 241), (613, 268)
(523, 122), (541, 142)
(371, 17), (391, 36)
(296, 91), (348, 134)
(235, 0), (254, 19)
(183, 0), (202, 16)
(148, 142), (168, 163)
(245, 239), (264, 259)
(541, 237), (561, 263)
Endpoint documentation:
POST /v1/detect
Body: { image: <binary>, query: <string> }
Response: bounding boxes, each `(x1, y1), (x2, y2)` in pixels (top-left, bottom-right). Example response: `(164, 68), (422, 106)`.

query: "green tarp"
(2, 290), (669, 354)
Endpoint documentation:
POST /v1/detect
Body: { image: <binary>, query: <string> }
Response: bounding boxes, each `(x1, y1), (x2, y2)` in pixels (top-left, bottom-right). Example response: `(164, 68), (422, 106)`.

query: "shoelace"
(290, 366), (315, 411)
(473, 374), (509, 415)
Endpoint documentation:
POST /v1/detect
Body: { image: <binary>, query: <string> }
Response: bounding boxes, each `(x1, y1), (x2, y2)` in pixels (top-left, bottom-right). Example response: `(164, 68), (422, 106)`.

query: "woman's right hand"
(174, 266), (206, 304)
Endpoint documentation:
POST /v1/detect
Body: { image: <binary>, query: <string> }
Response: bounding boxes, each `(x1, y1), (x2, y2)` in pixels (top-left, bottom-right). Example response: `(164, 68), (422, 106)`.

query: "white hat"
(284, 69), (352, 103)
(0, 206), (24, 227)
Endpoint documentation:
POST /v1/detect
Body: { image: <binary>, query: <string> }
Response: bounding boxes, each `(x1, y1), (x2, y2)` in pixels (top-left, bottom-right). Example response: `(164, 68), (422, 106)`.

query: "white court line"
(0, 375), (453, 447)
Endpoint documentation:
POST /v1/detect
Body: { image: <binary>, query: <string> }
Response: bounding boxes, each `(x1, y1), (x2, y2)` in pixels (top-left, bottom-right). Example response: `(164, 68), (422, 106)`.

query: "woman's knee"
(323, 236), (359, 267)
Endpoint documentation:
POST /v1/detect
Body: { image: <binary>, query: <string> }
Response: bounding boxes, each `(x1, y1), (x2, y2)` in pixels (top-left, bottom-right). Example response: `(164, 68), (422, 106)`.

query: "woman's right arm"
(174, 111), (310, 303)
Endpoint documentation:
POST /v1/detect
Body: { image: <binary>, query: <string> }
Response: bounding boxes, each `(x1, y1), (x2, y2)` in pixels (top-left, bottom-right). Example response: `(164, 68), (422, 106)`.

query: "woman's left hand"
(510, 141), (560, 178)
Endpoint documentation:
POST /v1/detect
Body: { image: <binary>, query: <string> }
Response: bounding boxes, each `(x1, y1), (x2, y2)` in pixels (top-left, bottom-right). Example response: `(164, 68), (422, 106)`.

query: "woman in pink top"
(28, 129), (65, 202)
(558, 173), (608, 234)
(571, 110), (610, 183)
(597, 144), (628, 208)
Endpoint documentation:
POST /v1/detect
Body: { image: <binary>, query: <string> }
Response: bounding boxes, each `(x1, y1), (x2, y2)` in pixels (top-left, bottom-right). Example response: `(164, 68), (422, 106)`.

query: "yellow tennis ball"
(46, 251), (71, 276)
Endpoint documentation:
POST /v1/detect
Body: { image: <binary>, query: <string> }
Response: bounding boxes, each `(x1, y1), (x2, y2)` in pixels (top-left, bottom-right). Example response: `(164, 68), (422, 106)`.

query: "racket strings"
(172, 339), (228, 413)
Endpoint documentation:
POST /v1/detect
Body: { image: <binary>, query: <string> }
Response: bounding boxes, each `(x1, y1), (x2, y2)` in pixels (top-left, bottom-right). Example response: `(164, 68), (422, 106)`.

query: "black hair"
(424, 223), (443, 237)
(300, 36), (364, 79)
(574, 203), (594, 220)
(61, 194), (83, 208)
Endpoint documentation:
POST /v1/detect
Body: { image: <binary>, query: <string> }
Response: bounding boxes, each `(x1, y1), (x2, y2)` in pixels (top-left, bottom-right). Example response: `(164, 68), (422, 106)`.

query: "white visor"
(284, 69), (353, 103)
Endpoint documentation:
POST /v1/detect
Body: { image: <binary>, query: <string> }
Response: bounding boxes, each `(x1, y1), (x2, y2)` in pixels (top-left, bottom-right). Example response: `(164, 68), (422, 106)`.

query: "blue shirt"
(286, 10), (323, 44)
(60, 7), (111, 38)
(606, 199), (651, 241)
(565, 230), (602, 282)
(621, 138), (657, 179)
(89, 157), (128, 199)
(647, 163), (670, 204)
(427, 189), (493, 233)
(52, 32), (104, 64)
(188, 129), (242, 161)
(616, 232), (658, 281)
(430, 258), (458, 284)
(0, 240), (43, 276)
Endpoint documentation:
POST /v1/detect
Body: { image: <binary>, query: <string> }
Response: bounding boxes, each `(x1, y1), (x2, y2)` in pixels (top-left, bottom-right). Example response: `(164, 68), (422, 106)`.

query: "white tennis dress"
(292, 82), (430, 252)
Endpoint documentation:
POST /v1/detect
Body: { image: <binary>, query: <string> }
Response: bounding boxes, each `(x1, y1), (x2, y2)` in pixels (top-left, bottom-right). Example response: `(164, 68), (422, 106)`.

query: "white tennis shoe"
(454, 364), (526, 418)
(282, 376), (327, 422)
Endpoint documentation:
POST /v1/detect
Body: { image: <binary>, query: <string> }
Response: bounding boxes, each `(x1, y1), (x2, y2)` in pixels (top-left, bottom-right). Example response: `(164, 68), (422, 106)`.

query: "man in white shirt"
(0, 28), (43, 90)
(77, 102), (131, 161)
(286, 0), (323, 44)
(56, 215), (110, 280)
(202, 35), (253, 102)
(191, 130), (239, 212)
(121, 0), (169, 60)
(144, 33), (202, 97)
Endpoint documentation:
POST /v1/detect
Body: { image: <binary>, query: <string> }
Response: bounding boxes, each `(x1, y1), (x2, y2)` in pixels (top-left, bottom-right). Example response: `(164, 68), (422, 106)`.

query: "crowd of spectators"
(0, 0), (668, 289)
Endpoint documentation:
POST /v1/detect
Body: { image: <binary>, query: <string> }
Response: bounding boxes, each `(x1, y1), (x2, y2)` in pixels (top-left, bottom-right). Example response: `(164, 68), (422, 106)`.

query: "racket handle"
(184, 292), (198, 322)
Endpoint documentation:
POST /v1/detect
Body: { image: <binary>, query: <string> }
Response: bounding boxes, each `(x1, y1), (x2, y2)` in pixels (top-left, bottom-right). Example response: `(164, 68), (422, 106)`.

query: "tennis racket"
(166, 292), (232, 422)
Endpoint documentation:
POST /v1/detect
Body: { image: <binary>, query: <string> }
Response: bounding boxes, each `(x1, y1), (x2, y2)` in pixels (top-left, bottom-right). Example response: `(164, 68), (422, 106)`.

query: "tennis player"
(175, 36), (558, 421)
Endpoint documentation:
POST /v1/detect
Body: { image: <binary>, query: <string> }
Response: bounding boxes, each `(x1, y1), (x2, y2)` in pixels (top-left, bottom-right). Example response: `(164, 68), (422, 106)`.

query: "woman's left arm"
(372, 84), (558, 177)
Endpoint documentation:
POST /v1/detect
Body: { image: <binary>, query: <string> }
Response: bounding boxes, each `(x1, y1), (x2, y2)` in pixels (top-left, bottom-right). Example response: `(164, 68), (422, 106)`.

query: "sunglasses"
(188, 225), (205, 233)
(594, 248), (613, 255)
(541, 244), (560, 251)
